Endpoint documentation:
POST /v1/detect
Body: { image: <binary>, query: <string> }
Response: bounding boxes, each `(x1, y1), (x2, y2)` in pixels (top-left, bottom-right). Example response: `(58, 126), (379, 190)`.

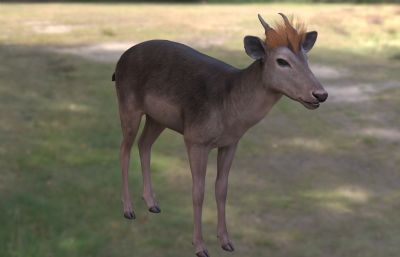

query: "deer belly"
(144, 94), (184, 133)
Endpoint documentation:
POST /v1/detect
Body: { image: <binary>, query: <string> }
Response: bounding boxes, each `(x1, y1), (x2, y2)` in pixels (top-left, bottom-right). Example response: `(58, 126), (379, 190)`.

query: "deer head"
(244, 13), (328, 109)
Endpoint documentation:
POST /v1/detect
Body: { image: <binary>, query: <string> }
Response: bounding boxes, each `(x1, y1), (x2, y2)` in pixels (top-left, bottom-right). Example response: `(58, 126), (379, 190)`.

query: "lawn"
(1, 3), (400, 257)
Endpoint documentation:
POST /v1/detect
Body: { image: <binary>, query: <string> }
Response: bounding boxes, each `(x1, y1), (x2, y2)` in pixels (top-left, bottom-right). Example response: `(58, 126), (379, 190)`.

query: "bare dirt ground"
(49, 42), (135, 62)
(25, 22), (83, 34)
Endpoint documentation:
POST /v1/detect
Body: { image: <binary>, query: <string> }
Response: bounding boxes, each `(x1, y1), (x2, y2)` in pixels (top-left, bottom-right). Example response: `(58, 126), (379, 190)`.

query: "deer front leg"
(186, 142), (210, 257)
(216, 143), (237, 252)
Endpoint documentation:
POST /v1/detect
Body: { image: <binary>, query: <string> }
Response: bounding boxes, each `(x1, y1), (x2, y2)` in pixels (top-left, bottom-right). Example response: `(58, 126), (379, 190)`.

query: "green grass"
(1, 3), (400, 257)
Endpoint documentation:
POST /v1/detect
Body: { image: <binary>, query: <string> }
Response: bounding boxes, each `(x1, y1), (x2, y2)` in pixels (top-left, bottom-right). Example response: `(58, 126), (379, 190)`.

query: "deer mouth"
(299, 99), (320, 109)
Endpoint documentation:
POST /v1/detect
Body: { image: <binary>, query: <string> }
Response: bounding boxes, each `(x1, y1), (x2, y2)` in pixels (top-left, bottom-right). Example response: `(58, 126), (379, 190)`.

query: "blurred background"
(0, 1), (399, 257)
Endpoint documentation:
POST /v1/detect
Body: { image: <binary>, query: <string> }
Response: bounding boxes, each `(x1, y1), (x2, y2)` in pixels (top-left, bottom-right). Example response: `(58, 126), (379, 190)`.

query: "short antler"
(258, 14), (271, 31)
(278, 12), (301, 52)
(278, 13), (296, 33)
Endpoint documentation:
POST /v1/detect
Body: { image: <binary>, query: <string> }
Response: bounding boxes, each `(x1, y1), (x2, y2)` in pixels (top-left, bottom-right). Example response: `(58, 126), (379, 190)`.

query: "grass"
(1, 3), (400, 257)
(1, 4), (399, 55)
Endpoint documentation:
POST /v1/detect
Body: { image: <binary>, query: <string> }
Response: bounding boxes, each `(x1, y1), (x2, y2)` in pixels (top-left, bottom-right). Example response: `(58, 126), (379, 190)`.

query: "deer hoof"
(221, 242), (235, 252)
(148, 206), (161, 213)
(195, 249), (210, 257)
(123, 211), (136, 220)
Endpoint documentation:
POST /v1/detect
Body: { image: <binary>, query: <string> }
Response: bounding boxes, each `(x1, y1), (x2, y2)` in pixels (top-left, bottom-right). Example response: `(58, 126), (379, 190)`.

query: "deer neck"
(225, 60), (282, 129)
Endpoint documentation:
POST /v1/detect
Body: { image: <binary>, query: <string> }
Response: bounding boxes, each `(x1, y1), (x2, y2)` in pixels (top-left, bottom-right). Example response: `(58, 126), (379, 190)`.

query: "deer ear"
(302, 31), (318, 53)
(244, 36), (266, 60)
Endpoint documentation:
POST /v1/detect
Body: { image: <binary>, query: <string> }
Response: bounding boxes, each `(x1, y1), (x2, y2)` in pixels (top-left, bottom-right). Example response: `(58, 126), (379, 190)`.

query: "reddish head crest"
(258, 13), (307, 53)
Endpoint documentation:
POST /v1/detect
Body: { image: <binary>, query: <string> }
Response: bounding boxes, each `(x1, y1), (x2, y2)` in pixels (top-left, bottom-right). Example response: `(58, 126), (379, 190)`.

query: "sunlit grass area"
(1, 4), (399, 55)
(1, 3), (400, 257)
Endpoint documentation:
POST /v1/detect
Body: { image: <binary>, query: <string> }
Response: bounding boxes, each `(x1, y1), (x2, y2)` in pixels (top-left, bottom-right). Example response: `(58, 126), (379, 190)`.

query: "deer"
(112, 13), (328, 257)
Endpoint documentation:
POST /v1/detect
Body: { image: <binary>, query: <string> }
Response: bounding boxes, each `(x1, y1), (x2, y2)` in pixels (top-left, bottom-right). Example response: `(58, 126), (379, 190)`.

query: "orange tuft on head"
(264, 13), (307, 53)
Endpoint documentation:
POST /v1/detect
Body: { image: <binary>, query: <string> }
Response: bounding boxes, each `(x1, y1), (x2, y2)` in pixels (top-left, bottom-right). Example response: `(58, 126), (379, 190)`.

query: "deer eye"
(276, 58), (291, 68)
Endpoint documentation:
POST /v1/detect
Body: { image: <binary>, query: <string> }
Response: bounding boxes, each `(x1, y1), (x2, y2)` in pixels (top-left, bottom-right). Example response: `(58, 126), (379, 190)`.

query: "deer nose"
(312, 90), (328, 102)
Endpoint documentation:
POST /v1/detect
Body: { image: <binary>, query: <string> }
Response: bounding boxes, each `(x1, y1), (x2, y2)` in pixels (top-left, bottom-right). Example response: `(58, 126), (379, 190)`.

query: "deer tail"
(112, 73), (116, 81)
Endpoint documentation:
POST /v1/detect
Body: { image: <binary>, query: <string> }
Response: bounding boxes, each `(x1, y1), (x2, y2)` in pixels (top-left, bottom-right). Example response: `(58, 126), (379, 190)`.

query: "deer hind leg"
(118, 103), (142, 220)
(138, 115), (165, 213)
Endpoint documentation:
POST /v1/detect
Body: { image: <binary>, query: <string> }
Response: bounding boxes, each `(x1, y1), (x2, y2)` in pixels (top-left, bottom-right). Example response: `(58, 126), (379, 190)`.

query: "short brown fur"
(265, 14), (307, 53)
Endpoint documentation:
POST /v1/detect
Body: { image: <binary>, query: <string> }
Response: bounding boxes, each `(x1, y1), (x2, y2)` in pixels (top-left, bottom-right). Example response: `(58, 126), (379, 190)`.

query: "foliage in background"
(2, 0), (400, 3)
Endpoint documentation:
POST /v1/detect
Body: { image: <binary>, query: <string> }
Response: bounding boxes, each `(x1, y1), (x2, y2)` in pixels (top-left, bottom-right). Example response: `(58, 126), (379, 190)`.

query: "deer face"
(244, 14), (328, 109)
(264, 44), (327, 109)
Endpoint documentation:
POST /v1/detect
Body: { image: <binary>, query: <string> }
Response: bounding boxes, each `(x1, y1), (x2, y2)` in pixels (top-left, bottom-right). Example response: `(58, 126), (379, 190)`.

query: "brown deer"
(112, 13), (327, 257)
